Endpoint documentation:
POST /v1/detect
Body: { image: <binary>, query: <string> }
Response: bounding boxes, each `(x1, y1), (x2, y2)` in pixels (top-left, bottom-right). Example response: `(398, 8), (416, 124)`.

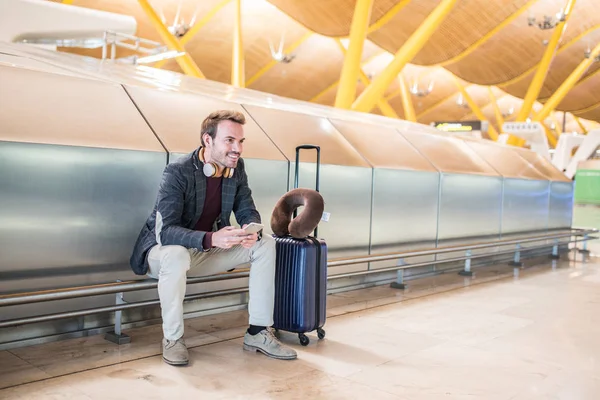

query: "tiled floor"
(1, 253), (599, 399)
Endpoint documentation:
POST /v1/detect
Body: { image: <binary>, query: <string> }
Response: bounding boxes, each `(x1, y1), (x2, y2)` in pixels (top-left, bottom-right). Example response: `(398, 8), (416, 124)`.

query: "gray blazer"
(129, 147), (261, 275)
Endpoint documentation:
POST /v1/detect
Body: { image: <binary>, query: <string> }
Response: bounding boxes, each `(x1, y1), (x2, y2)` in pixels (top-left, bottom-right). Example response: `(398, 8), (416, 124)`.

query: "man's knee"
(160, 245), (191, 275)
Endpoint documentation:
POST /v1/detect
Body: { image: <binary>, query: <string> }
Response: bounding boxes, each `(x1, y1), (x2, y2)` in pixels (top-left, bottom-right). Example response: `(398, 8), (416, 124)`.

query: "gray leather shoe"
(162, 337), (189, 366)
(243, 328), (297, 360)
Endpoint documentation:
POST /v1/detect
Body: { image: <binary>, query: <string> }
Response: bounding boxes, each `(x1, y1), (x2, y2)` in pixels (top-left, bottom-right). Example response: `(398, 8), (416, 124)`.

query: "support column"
(516, 0), (577, 121)
(509, 243), (523, 267)
(458, 249), (473, 276)
(104, 282), (130, 345)
(398, 74), (416, 122)
(154, 0), (232, 69)
(335, 0), (374, 109)
(351, 0), (458, 113)
(550, 239), (560, 260)
(232, 0), (244, 87)
(137, 0), (205, 78)
(574, 116), (588, 134)
(334, 39), (399, 118)
(452, 77), (499, 141)
(534, 43), (600, 123)
(488, 87), (504, 139)
(542, 123), (559, 148)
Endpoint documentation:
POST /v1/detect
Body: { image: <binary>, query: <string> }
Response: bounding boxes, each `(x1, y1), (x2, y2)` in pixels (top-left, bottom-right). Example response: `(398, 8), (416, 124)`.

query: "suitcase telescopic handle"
(294, 145), (320, 192)
(294, 145), (321, 237)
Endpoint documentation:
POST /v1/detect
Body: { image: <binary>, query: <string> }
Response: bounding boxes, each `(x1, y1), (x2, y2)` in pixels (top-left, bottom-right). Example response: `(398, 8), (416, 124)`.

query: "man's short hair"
(201, 110), (246, 146)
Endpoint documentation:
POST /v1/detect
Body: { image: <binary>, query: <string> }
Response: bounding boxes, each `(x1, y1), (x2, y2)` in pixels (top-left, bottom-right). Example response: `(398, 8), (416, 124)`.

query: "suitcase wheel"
(317, 328), (326, 340)
(298, 333), (310, 346)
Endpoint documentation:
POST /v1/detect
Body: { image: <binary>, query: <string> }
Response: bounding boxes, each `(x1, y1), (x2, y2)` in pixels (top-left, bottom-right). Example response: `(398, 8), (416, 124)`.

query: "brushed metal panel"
(400, 131), (499, 176)
(329, 119), (438, 171)
(463, 140), (548, 180)
(0, 142), (166, 292)
(291, 163), (372, 274)
(369, 169), (440, 270)
(243, 104), (370, 167)
(548, 181), (574, 230)
(0, 65), (164, 152)
(438, 174), (503, 240)
(502, 178), (551, 234)
(125, 85), (287, 161)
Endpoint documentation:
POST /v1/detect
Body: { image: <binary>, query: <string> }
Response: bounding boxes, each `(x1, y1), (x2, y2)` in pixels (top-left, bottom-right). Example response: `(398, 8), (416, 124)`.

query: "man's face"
(204, 120), (245, 169)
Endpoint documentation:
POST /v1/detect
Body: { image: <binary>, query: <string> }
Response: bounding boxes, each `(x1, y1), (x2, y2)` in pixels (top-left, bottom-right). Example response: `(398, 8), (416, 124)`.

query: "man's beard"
(216, 150), (241, 168)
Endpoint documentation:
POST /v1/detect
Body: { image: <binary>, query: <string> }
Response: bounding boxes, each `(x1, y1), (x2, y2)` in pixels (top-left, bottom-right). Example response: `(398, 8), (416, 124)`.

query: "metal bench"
(0, 228), (596, 345)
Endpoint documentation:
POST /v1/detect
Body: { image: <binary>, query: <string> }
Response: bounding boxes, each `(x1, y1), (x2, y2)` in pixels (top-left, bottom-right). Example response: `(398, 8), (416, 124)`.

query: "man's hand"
(212, 226), (247, 249)
(240, 224), (259, 249)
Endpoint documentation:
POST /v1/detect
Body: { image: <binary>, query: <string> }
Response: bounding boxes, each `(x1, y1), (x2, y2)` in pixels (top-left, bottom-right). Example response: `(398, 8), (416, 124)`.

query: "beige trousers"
(146, 234), (276, 341)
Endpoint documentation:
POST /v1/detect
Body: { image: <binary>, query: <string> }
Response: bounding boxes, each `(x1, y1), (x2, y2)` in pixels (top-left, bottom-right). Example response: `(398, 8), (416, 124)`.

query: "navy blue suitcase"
(272, 236), (327, 346)
(272, 145), (327, 346)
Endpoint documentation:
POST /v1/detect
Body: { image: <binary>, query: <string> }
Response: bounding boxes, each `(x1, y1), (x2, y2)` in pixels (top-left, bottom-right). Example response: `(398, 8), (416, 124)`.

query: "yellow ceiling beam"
(451, 77), (499, 140)
(534, 43), (600, 123)
(351, 0), (458, 113)
(538, 65), (600, 103)
(334, 40), (398, 118)
(249, 2), (411, 88)
(231, 0), (244, 87)
(541, 123), (559, 148)
(415, 84), (473, 118)
(137, 0), (205, 78)
(384, 88), (401, 101)
(309, 50), (387, 103)
(574, 116), (589, 134)
(334, 0), (374, 109)
(385, 26), (599, 106)
(389, 59), (599, 125)
(310, 80), (339, 103)
(368, 0), (538, 93)
(462, 93), (512, 135)
(375, 98), (400, 118)
(397, 74), (416, 122)
(499, 23), (600, 88)
(362, 0), (412, 35)
(571, 101), (600, 115)
(246, 32), (312, 86)
(153, 0), (232, 69)
(331, 0), (413, 39)
(517, 0), (577, 121)
(437, 0), (538, 68)
(488, 87), (505, 131)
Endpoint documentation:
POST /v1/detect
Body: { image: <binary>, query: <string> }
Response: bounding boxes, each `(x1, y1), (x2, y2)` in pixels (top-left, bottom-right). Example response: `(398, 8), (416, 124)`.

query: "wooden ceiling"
(51, 0), (600, 132)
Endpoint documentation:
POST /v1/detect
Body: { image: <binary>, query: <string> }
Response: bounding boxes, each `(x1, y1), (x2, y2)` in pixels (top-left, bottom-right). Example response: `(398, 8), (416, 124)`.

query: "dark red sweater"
(194, 176), (222, 249)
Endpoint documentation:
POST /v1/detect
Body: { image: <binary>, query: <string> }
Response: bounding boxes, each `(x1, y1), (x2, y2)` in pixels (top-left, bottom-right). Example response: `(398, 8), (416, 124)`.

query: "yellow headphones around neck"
(199, 147), (234, 179)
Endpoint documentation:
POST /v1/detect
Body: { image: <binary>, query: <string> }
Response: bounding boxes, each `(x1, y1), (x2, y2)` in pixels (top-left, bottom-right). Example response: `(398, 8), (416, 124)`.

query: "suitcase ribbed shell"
(272, 236), (327, 334)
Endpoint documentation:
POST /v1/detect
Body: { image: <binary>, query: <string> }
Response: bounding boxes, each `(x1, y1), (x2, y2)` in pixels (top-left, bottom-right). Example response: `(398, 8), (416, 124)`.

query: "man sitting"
(130, 110), (297, 366)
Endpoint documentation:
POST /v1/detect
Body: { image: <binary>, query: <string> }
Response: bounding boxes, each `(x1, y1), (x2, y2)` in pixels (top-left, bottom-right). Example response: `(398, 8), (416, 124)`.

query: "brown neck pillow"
(270, 188), (325, 238)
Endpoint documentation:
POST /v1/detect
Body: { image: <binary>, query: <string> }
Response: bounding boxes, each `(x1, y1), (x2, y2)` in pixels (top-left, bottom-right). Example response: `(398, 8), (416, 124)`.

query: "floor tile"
(3, 256), (599, 400)
(0, 351), (50, 389)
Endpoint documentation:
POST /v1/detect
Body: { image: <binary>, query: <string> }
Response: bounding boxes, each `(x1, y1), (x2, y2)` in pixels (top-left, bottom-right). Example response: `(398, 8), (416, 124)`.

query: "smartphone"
(242, 222), (264, 235)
